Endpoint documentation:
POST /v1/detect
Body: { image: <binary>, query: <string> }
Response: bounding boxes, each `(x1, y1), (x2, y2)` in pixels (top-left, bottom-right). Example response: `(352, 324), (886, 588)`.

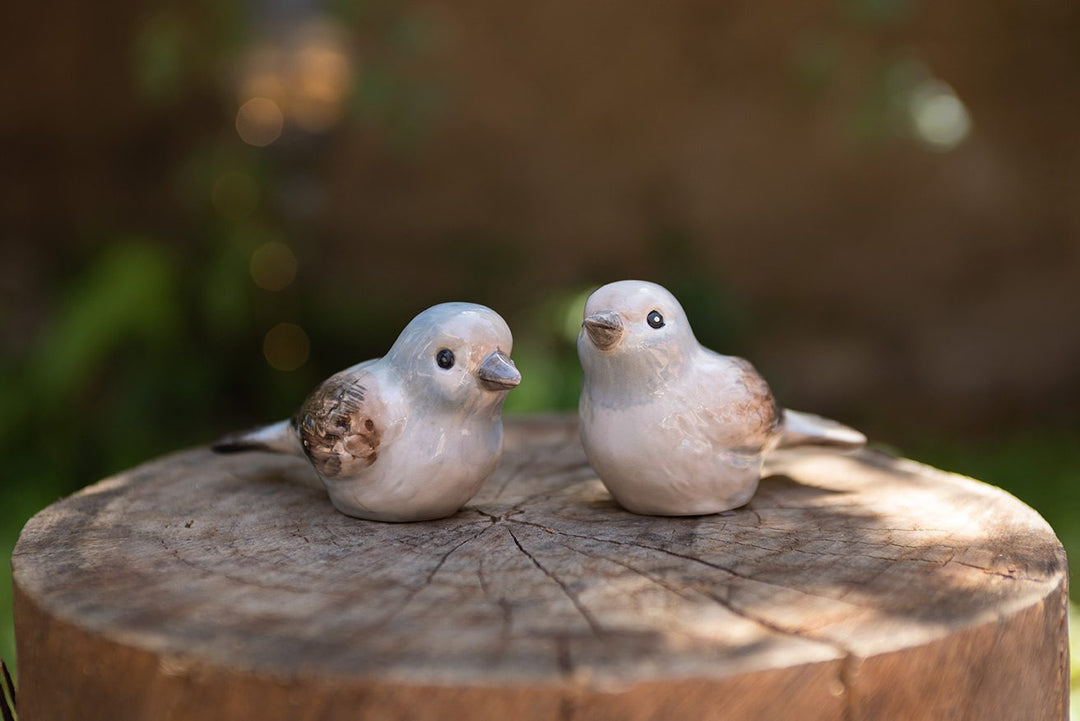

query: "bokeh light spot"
(263, 323), (310, 371)
(249, 241), (298, 291)
(238, 46), (286, 107)
(290, 20), (353, 132)
(234, 17), (354, 136)
(909, 80), (971, 151)
(211, 171), (259, 218)
(236, 97), (284, 147)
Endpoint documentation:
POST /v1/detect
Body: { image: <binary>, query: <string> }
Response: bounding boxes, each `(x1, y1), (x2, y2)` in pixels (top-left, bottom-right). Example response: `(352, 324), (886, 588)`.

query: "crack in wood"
(489, 450), (536, 502)
(841, 651), (862, 721)
(154, 537), (322, 595)
(475, 554), (513, 642)
(422, 528), (491, 586)
(505, 526), (603, 636)
(506, 519), (867, 608)
(548, 532), (845, 646)
(952, 560), (1021, 580)
(554, 636), (579, 721)
(546, 531), (865, 716)
(721, 536), (966, 568)
(338, 524), (498, 635)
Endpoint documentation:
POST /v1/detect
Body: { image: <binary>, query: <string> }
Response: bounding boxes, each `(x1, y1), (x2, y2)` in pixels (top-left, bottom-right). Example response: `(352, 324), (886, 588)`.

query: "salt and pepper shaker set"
(215, 280), (865, 521)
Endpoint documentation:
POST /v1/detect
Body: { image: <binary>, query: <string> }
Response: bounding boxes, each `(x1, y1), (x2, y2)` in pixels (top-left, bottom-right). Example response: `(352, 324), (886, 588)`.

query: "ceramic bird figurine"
(577, 280), (865, 516)
(214, 303), (521, 522)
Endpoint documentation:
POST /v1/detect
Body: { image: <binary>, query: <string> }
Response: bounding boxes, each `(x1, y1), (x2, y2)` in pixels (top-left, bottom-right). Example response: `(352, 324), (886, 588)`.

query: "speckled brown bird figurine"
(214, 303), (521, 522)
(578, 280), (865, 516)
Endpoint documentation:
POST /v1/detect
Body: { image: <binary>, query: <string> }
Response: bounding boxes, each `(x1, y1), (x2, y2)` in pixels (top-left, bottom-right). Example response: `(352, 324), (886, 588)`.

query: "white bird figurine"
(214, 302), (521, 522)
(577, 280), (865, 516)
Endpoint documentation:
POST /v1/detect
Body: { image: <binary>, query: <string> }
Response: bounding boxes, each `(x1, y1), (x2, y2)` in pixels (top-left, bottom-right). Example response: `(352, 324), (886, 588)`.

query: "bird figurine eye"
(436, 348), (455, 369)
(647, 310), (665, 329)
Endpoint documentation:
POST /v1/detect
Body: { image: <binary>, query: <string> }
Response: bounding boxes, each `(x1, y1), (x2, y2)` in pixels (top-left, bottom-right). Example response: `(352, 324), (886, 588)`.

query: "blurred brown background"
(2, 0), (1078, 665)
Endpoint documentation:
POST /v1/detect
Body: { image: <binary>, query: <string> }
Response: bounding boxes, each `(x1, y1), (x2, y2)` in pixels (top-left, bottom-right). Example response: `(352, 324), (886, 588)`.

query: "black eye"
(436, 349), (455, 369)
(647, 310), (665, 329)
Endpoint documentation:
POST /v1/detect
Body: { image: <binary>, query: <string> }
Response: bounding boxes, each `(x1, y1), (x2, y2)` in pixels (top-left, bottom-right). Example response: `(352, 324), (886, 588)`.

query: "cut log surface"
(13, 416), (1068, 720)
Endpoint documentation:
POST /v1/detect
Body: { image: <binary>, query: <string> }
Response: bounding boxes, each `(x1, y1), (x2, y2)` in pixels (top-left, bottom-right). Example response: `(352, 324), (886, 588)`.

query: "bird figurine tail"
(212, 419), (303, 456)
(778, 409), (866, 450)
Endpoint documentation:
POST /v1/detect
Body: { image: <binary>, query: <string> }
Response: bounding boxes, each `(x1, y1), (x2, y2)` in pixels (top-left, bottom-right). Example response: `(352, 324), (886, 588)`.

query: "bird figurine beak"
(583, 311), (624, 350)
(477, 350), (521, 391)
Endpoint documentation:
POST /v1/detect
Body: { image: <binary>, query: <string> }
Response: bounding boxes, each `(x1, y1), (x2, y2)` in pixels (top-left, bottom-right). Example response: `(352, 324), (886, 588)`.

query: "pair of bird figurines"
(215, 280), (865, 522)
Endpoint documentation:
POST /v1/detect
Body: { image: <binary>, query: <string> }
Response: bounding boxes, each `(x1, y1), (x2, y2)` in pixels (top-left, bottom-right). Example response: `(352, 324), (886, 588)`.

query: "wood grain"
(12, 416), (1068, 720)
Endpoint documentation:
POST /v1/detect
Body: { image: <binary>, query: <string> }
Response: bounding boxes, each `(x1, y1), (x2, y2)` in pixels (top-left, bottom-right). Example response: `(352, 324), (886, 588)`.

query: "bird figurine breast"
(577, 280), (865, 516)
(214, 302), (521, 522)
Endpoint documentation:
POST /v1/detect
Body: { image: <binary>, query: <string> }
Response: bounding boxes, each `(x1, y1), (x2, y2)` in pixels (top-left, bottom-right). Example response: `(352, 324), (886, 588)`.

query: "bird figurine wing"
(725, 355), (783, 446)
(778, 408), (866, 449)
(698, 353), (865, 452)
(669, 352), (781, 454)
(294, 364), (387, 480)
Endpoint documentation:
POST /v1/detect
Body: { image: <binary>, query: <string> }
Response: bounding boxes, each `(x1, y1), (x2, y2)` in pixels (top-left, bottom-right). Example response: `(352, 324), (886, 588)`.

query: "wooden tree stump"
(12, 416), (1068, 720)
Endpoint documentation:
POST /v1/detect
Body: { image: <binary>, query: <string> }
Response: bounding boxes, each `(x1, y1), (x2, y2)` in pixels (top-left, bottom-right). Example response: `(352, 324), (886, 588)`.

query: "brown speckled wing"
(729, 356), (783, 441)
(294, 372), (381, 479)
